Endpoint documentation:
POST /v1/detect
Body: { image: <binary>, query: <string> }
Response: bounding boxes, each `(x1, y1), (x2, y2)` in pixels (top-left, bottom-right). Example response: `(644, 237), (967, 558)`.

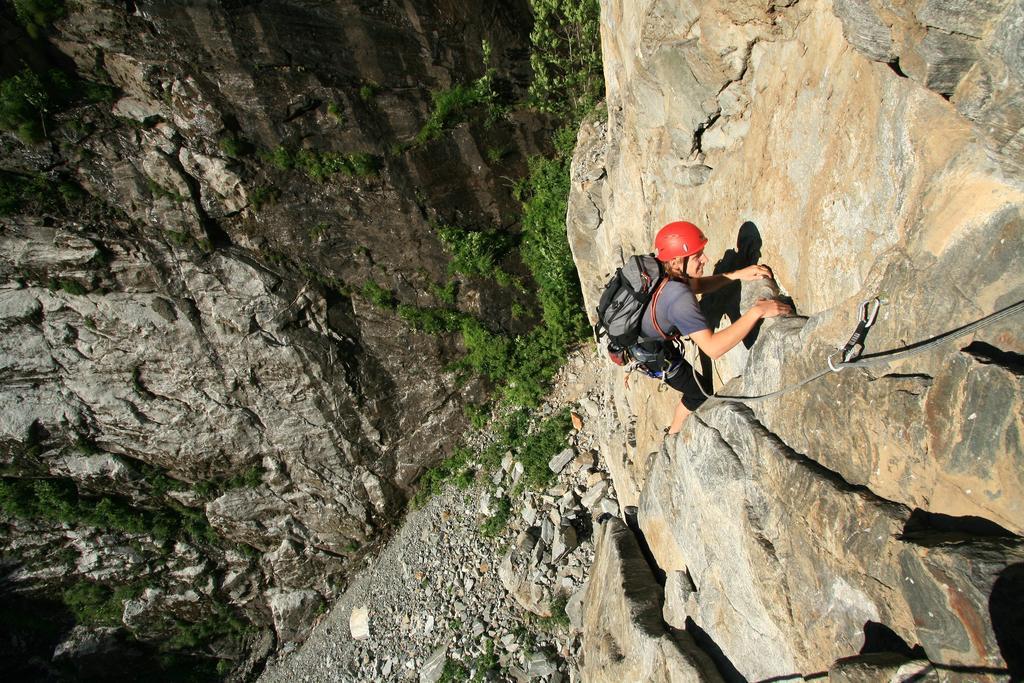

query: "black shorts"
(663, 357), (708, 411)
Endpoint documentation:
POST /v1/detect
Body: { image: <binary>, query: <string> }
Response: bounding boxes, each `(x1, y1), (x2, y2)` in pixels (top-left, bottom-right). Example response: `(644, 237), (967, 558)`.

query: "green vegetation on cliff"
(266, 146), (378, 180)
(0, 475), (218, 545)
(416, 41), (502, 145)
(11, 0), (66, 38)
(0, 64), (113, 143)
(408, 0), (602, 505)
(527, 0), (604, 117)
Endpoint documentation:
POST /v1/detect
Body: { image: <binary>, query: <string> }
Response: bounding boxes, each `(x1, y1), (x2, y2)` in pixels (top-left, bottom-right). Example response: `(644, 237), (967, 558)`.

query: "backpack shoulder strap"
(648, 277), (676, 341)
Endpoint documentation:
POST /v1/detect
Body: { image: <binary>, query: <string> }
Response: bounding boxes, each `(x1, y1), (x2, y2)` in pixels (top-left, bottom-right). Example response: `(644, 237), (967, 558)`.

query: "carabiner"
(859, 297), (881, 328)
(831, 297), (884, 371)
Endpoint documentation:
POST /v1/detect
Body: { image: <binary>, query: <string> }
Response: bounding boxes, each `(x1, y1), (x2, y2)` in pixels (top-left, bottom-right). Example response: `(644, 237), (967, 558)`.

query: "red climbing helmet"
(654, 221), (708, 262)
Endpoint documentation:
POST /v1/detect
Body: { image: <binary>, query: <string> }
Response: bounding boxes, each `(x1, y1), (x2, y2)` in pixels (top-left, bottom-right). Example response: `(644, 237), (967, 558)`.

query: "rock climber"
(637, 220), (792, 434)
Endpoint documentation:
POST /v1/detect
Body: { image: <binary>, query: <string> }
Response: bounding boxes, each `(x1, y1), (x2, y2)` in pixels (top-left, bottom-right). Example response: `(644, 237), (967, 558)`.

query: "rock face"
(642, 401), (1023, 678)
(568, 0), (1023, 679)
(1, 0), (544, 673)
(579, 517), (721, 682)
(833, 0), (1024, 172)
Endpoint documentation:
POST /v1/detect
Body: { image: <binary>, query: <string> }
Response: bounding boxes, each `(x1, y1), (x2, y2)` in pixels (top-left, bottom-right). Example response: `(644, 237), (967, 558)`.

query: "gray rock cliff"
(1, 0), (547, 675)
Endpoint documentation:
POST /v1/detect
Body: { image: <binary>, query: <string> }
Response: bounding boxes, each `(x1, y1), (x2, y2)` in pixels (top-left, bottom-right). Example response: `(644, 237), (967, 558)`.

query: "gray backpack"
(594, 255), (667, 363)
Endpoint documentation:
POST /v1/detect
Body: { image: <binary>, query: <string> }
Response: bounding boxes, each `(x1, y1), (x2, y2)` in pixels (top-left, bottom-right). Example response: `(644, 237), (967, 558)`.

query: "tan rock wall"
(570, 0), (1024, 678)
(570, 0), (1023, 517)
(579, 518), (722, 682)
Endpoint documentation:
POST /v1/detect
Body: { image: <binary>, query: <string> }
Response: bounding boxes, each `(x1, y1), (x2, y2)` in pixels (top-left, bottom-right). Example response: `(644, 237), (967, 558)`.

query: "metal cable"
(706, 298), (1024, 405)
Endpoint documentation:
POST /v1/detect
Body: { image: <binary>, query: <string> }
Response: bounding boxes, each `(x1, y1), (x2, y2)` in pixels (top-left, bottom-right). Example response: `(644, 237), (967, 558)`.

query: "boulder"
(579, 517), (722, 682)
(349, 606), (370, 641)
(498, 526), (558, 617)
(549, 447), (577, 474)
(638, 401), (1024, 680)
(551, 523), (579, 562)
(419, 645), (448, 683)
(266, 589), (324, 644)
(52, 626), (124, 661)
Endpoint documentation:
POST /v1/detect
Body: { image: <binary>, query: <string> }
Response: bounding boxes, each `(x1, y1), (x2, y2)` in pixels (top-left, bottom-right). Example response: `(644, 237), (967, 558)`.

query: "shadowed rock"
(579, 517), (722, 682)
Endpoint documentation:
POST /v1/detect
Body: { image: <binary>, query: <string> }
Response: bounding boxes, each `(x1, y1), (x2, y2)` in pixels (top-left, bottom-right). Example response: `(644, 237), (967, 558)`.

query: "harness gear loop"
(828, 297), (882, 372)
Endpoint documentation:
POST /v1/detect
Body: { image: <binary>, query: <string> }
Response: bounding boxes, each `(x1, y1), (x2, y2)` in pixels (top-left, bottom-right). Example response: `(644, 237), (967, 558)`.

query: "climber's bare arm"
(689, 298), (791, 359)
(689, 264), (774, 295)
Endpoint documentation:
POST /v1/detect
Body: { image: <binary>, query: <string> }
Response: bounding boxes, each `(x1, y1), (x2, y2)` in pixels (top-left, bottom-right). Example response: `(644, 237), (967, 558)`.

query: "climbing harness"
(708, 297), (1024, 405)
(622, 278), (682, 392)
(623, 359), (678, 392)
(827, 297), (882, 372)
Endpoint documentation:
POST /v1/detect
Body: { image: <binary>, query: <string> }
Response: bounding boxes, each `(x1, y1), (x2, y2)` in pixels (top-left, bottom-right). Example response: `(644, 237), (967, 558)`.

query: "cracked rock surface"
(2, 0), (546, 673)
(567, 0), (1023, 680)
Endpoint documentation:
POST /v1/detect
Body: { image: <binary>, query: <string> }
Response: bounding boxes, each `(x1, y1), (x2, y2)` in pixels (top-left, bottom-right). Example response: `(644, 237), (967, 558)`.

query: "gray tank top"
(640, 279), (709, 340)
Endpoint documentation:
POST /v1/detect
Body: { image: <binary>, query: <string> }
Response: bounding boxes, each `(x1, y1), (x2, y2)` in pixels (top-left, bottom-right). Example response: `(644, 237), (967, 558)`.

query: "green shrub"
(58, 180), (86, 203)
(517, 408), (571, 490)
(12, 0), (66, 38)
(263, 249), (287, 267)
(480, 496), (511, 537)
(415, 133), (589, 408)
(47, 278), (87, 295)
(327, 101), (345, 123)
(464, 402), (490, 430)
(0, 66), (113, 142)
(267, 146), (295, 171)
(147, 178), (186, 202)
(295, 149), (341, 181)
(145, 469), (187, 497)
(347, 152), (378, 177)
(80, 80), (116, 104)
(411, 447), (475, 508)
(0, 171), (49, 215)
(415, 51), (500, 145)
(62, 581), (140, 627)
(397, 304), (465, 333)
(224, 465), (263, 489)
(0, 476), (220, 546)
(436, 224), (511, 282)
(417, 85), (484, 144)
(359, 83), (377, 102)
(267, 147), (378, 180)
(218, 135), (253, 158)
(527, 0), (604, 118)
(520, 151), (586, 345)
(307, 222), (329, 241)
(457, 318), (513, 381)
(439, 658), (470, 683)
(0, 68), (48, 142)
(236, 542), (260, 559)
(411, 406), (569, 506)
(165, 230), (191, 246)
(472, 639), (499, 681)
(249, 184), (280, 210)
(362, 280), (396, 309)
(486, 146), (510, 164)
(542, 594), (571, 628)
(166, 602), (248, 651)
(431, 280), (458, 305)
